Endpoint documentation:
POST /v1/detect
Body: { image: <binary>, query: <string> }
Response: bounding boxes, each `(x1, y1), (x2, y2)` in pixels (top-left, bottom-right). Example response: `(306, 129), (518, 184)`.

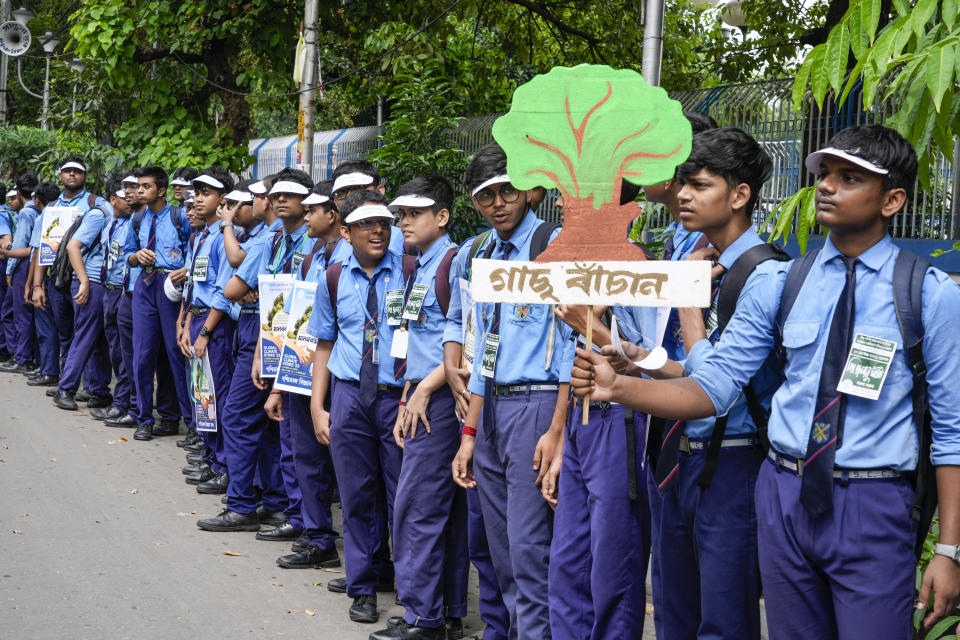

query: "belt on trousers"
(239, 308), (258, 315)
(141, 266), (169, 275)
(105, 283), (121, 290)
(73, 275), (101, 284)
(190, 306), (210, 315)
(680, 435), (756, 454)
(767, 449), (901, 479)
(493, 382), (560, 396)
(337, 379), (403, 393)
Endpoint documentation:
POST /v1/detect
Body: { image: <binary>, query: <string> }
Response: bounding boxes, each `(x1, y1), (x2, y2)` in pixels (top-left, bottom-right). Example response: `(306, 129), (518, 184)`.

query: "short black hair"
(340, 189), (389, 222)
(35, 181), (60, 206)
(106, 173), (125, 199)
(173, 166), (199, 182)
(233, 178), (256, 194)
(396, 175), (454, 213)
(16, 170), (37, 198)
(676, 126), (772, 216)
(140, 165), (169, 189)
(194, 165), (234, 194)
(58, 154), (86, 172)
(313, 180), (336, 212)
(333, 158), (380, 184)
(0, 182), (7, 198)
(824, 124), (917, 199)
(463, 142), (507, 194)
(685, 111), (719, 135)
(272, 167), (313, 192)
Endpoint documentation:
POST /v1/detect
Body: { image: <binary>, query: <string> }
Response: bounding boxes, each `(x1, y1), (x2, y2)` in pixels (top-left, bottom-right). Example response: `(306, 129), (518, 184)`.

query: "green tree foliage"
(0, 126), (55, 179)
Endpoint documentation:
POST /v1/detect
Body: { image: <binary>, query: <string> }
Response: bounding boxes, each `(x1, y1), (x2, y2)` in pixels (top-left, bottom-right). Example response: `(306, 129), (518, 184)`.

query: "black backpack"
(49, 194), (100, 293)
(776, 246), (933, 559)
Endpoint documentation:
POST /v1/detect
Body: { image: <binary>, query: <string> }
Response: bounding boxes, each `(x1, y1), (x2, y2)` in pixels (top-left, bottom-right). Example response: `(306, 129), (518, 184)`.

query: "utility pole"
(0, 0), (11, 124)
(298, 0), (319, 178)
(641, 0), (664, 86)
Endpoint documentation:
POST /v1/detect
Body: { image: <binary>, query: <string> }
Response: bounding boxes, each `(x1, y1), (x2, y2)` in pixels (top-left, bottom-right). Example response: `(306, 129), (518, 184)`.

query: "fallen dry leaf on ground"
(12, 530), (22, 534)
(322, 568), (343, 573)
(130, 489), (138, 494)
(190, 509), (197, 515)
(304, 609), (315, 616)
(271, 582), (283, 587)
(49, 458), (55, 462)
(223, 550), (248, 557)
(118, 437), (128, 442)
(107, 441), (116, 445)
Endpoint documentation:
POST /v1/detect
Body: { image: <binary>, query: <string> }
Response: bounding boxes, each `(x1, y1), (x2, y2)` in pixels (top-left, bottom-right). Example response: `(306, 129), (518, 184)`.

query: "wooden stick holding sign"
(583, 308), (593, 424)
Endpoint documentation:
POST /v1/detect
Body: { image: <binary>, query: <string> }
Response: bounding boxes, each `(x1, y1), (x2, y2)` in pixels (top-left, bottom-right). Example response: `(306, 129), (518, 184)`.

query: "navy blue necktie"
(663, 233), (676, 260)
(800, 256), (857, 519)
(393, 261), (420, 381)
(99, 219), (118, 283)
(481, 241), (513, 429)
(358, 272), (380, 407)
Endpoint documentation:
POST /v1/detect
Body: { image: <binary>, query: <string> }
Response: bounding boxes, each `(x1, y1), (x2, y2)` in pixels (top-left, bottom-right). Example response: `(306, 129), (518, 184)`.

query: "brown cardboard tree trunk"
(535, 201), (648, 263)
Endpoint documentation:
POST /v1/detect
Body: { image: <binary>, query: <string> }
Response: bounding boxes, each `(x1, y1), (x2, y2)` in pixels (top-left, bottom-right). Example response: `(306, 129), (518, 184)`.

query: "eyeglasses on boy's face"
(334, 186), (363, 203)
(474, 183), (519, 207)
(351, 218), (392, 231)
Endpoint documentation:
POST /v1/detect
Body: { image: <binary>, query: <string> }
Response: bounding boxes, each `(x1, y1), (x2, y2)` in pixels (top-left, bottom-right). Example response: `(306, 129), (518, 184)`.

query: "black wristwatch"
(199, 325), (213, 338)
(220, 222), (233, 233)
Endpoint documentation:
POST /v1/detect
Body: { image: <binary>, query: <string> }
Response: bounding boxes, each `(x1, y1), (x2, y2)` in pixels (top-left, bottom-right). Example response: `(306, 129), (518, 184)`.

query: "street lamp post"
(38, 29), (57, 130)
(69, 56), (83, 116)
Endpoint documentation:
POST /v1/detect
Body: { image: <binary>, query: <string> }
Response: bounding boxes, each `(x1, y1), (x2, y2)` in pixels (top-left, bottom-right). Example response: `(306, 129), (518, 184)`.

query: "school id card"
(837, 333), (897, 400)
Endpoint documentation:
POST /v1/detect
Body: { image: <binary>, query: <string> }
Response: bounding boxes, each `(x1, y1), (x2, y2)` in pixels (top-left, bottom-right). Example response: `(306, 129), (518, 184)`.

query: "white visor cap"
(804, 147), (889, 175)
(471, 174), (511, 197)
(388, 194), (436, 211)
(302, 193), (330, 206)
(343, 204), (394, 225)
(268, 180), (311, 196)
(332, 172), (374, 193)
(59, 161), (86, 173)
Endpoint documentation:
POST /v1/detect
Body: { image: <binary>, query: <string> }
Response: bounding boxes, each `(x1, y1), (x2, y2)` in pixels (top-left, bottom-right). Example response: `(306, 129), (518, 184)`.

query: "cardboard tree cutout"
(492, 64), (692, 262)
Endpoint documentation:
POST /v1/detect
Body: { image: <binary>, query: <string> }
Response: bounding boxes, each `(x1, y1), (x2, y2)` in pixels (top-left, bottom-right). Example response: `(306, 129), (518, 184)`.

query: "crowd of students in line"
(0, 117), (958, 640)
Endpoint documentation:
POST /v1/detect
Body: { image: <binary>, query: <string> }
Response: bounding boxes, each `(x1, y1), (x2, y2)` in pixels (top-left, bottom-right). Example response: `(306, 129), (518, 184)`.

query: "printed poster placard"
(39, 206), (82, 266)
(273, 281), (319, 396)
(189, 350), (217, 432)
(459, 278), (477, 368)
(258, 274), (295, 378)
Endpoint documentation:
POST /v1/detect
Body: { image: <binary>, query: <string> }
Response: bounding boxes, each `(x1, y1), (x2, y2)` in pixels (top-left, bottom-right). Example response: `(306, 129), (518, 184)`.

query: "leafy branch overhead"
(492, 65), (691, 210)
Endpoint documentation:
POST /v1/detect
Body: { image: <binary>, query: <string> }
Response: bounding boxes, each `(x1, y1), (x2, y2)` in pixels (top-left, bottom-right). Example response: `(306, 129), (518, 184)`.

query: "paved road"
(0, 369), (665, 639)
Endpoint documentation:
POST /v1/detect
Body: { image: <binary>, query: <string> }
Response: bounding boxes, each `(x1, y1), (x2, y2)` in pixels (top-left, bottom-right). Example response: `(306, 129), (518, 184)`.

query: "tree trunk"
(535, 200), (648, 263)
(203, 38), (250, 150)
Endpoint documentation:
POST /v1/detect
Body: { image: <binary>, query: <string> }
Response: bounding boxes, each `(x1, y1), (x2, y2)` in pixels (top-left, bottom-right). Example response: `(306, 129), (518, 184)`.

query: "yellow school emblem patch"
(812, 422), (830, 444)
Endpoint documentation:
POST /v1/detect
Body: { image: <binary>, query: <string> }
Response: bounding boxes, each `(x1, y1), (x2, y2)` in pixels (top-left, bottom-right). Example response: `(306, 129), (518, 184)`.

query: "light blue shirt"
(403, 234), (458, 382)
(99, 216), (133, 287)
(72, 207), (108, 281)
(664, 221), (707, 360)
(184, 222), (228, 311)
(256, 222), (315, 277)
(6, 204), (39, 275)
(235, 219), (283, 292)
(389, 225), (406, 256)
(300, 236), (351, 284)
(690, 234), (960, 470)
(467, 212), (575, 395)
(216, 221), (273, 313)
(123, 202), (190, 270)
(0, 205), (12, 237)
(681, 227), (778, 438)
(442, 233), (484, 346)
(308, 249), (404, 386)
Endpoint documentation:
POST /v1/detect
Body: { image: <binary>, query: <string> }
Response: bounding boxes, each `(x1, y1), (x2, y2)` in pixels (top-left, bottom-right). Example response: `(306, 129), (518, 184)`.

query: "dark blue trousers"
(756, 459), (916, 640)
(474, 389), (556, 640)
(102, 287), (131, 412)
(549, 404), (649, 640)
(328, 378), (403, 597)
(10, 261), (37, 365)
(59, 280), (111, 395)
(645, 462), (665, 640)
(48, 279), (74, 371)
(394, 387), (469, 628)
(277, 408), (304, 530)
(0, 261), (14, 354)
(287, 392), (338, 550)
(131, 273), (191, 427)
(118, 292), (177, 420)
(189, 312), (233, 473)
(222, 314), (286, 515)
(468, 486), (509, 640)
(657, 443), (763, 640)
(34, 277), (60, 376)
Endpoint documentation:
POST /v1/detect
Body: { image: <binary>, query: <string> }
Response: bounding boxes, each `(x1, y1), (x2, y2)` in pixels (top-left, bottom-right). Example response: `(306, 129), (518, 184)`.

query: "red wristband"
(270, 390), (282, 395)
(398, 400), (407, 407)
(461, 425), (477, 437)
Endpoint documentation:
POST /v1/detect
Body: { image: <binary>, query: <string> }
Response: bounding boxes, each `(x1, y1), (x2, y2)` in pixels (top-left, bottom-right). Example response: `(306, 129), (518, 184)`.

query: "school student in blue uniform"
(24, 182), (62, 382)
(90, 176), (136, 424)
(571, 125), (960, 639)
(309, 190), (405, 625)
(51, 176), (115, 411)
(125, 166), (192, 440)
(1, 172), (41, 374)
(199, 175), (288, 530)
(169, 167), (198, 208)
(451, 142), (575, 640)
(258, 181), (344, 568)
(369, 177), (468, 640)
(0, 183), (15, 361)
(331, 159), (405, 257)
(176, 166), (237, 493)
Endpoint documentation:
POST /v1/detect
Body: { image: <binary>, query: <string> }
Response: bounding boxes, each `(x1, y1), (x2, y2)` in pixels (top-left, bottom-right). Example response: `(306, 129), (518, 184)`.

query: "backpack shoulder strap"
(435, 246), (459, 317)
(326, 260), (344, 324)
(530, 221), (560, 259)
(776, 248), (821, 334)
(87, 193), (97, 209)
(402, 255), (417, 281)
(717, 243), (790, 335)
(466, 230), (494, 283)
(300, 252), (315, 280)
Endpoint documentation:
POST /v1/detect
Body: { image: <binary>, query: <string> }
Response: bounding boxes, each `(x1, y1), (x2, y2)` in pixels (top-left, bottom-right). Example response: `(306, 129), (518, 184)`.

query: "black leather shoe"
(185, 467), (215, 485)
(276, 544), (341, 569)
(185, 451), (204, 464)
(45, 387), (58, 397)
(196, 509), (260, 532)
(183, 440), (205, 453)
(177, 431), (201, 448)
(24, 365), (41, 377)
(1, 359), (31, 373)
(256, 507), (286, 528)
(105, 413), (137, 428)
(133, 424), (153, 441)
(256, 522), (301, 541)
(84, 393), (112, 408)
(349, 595), (378, 624)
(291, 533), (309, 553)
(370, 620), (446, 640)
(27, 374), (59, 387)
(74, 389), (91, 403)
(90, 406), (124, 421)
(152, 419), (180, 437)
(196, 472), (229, 494)
(182, 462), (208, 475)
(53, 391), (78, 411)
(445, 618), (463, 640)
(328, 576), (393, 594)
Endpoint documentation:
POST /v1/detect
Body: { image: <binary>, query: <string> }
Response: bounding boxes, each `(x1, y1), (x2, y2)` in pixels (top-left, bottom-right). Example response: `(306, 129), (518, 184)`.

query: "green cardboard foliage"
(492, 64), (692, 262)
